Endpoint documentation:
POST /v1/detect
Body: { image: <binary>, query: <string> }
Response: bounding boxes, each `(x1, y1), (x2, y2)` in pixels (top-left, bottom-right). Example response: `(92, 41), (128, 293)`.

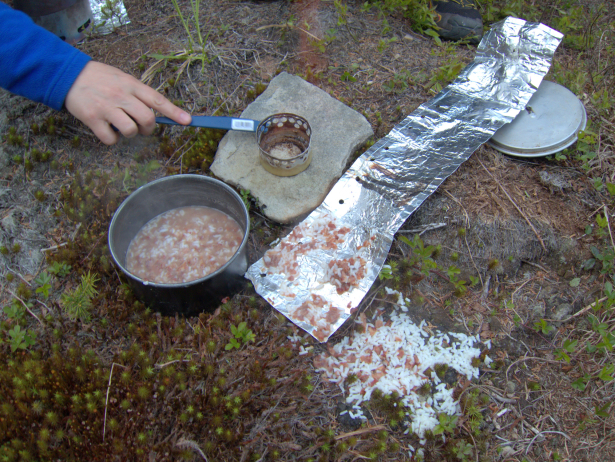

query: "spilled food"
(298, 294), (486, 442)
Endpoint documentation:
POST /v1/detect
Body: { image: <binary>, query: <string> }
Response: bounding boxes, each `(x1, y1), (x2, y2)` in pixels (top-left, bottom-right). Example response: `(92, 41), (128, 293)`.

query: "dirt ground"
(1, 0), (615, 461)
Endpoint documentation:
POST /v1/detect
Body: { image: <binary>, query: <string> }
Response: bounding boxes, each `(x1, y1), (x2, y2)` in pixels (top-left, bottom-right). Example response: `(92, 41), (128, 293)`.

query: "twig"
(442, 189), (484, 285)
(176, 438), (209, 461)
(489, 391), (518, 404)
(543, 296), (607, 323)
(461, 423), (480, 462)
(155, 359), (191, 368)
(12, 270), (32, 287)
(604, 204), (615, 251)
(211, 76), (249, 119)
(481, 274), (491, 301)
(505, 356), (564, 382)
(40, 242), (68, 252)
(7, 290), (43, 326)
(255, 23), (321, 41)
(525, 430), (570, 455)
(103, 363), (127, 442)
(36, 299), (52, 313)
(521, 260), (549, 273)
(476, 156), (547, 252)
(397, 222), (446, 234)
(509, 277), (533, 323)
(70, 222), (82, 241)
(335, 424), (387, 440)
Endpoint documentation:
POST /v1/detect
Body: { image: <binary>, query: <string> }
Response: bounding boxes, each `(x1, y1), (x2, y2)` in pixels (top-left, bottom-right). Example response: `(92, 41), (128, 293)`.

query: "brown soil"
(1, 0), (615, 461)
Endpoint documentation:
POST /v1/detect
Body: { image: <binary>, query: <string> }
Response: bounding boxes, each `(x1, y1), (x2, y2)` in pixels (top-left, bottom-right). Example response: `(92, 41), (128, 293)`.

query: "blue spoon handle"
(156, 116), (259, 132)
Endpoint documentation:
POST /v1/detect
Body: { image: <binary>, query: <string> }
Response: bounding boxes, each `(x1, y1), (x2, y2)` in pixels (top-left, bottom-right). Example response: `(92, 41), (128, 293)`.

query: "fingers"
(108, 109), (140, 138)
(64, 61), (191, 145)
(121, 100), (156, 136)
(88, 119), (120, 146)
(135, 85), (192, 126)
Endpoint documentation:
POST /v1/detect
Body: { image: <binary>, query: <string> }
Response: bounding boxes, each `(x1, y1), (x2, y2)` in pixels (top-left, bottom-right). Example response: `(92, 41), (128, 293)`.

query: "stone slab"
(211, 72), (373, 223)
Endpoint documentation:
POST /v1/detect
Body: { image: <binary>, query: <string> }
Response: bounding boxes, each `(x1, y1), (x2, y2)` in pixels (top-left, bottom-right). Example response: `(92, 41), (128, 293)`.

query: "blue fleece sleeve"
(0, 3), (92, 110)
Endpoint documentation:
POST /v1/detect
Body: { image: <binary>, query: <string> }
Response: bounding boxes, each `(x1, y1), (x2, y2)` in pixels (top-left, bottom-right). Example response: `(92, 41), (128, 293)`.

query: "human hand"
(64, 61), (191, 145)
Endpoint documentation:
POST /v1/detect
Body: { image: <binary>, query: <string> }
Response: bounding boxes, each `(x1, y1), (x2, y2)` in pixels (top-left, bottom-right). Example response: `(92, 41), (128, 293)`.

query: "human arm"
(0, 3), (191, 145)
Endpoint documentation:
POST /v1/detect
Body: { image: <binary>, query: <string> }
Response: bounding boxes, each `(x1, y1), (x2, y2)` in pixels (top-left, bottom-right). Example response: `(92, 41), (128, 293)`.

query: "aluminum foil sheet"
(245, 17), (563, 342)
(90, 0), (129, 35)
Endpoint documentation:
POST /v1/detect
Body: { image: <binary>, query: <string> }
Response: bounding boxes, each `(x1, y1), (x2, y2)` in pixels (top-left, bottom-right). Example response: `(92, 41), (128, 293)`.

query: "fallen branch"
(604, 204), (615, 252)
(155, 359), (191, 368)
(40, 242), (68, 252)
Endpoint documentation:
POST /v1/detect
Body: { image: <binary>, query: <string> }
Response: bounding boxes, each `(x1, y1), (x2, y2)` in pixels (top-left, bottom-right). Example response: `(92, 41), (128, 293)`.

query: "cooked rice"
(126, 206), (243, 284)
(307, 290), (484, 440)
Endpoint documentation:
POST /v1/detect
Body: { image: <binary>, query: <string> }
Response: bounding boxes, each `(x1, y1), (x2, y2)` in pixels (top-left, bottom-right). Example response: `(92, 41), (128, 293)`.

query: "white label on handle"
(231, 119), (255, 131)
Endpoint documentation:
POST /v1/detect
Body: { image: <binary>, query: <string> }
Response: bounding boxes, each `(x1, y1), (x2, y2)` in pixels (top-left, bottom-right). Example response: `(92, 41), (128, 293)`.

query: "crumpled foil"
(90, 0), (130, 35)
(245, 17), (563, 342)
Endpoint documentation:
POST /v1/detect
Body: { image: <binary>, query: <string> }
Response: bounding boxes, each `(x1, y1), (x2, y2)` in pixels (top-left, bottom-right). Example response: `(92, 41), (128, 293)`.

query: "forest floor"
(1, 0), (614, 461)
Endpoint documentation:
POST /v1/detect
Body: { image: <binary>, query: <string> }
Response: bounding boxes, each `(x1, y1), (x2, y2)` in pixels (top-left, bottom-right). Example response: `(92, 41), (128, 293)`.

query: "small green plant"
(446, 265), (467, 296)
(240, 189), (252, 210)
(452, 440), (474, 461)
(170, 0), (209, 59)
(377, 36), (397, 53)
(7, 325), (37, 351)
(554, 339), (578, 363)
(382, 70), (417, 93)
(340, 70), (357, 83)
(427, 57), (464, 93)
(225, 322), (256, 350)
(433, 413), (458, 436)
(367, 0), (439, 39)
(308, 28), (338, 53)
(60, 272), (99, 321)
(574, 128), (598, 171)
(3, 300), (26, 321)
(378, 262), (397, 280)
(533, 318), (554, 335)
(34, 271), (53, 299)
(48, 261), (72, 277)
(334, 0), (348, 26)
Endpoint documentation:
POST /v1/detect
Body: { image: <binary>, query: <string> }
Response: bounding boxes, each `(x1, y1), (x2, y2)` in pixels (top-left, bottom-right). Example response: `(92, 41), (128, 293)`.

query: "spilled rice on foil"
(260, 213), (373, 341)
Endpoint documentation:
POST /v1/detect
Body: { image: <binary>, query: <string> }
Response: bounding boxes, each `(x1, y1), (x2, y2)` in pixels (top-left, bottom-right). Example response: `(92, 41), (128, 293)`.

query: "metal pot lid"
(487, 80), (587, 157)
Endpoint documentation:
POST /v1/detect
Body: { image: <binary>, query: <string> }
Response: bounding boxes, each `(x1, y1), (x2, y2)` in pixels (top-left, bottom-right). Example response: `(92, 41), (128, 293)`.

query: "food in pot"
(126, 206), (243, 284)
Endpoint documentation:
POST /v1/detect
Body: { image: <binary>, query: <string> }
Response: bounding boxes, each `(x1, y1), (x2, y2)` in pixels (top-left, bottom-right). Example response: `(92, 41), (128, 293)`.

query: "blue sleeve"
(0, 3), (92, 110)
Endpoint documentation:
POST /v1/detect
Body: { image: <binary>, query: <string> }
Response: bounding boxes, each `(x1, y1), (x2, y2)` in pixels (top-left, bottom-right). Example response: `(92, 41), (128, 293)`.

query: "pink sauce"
(126, 206), (243, 284)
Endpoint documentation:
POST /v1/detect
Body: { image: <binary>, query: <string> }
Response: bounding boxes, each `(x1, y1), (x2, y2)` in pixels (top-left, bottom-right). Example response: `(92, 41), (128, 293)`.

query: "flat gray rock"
(211, 72), (373, 223)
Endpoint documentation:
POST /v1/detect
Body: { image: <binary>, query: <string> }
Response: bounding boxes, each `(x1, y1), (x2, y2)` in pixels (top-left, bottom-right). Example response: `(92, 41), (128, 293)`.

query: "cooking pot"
(108, 175), (249, 316)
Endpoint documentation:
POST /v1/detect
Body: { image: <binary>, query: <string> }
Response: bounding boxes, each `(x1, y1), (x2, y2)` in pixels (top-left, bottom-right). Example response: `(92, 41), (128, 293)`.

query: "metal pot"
(108, 175), (249, 316)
